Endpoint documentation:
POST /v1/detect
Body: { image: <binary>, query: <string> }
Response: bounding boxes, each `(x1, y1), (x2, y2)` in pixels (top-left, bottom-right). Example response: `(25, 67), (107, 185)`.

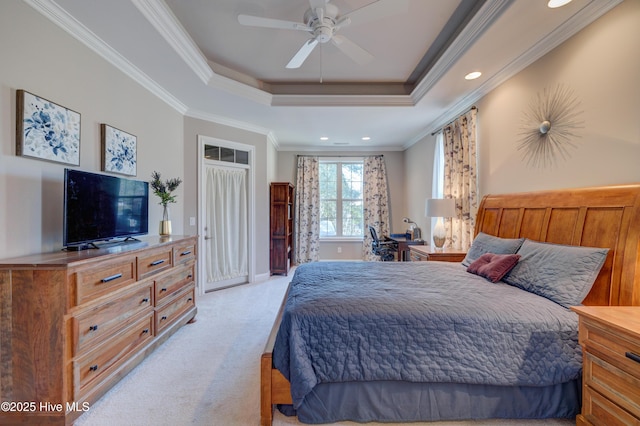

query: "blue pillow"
(503, 239), (609, 308)
(461, 232), (525, 267)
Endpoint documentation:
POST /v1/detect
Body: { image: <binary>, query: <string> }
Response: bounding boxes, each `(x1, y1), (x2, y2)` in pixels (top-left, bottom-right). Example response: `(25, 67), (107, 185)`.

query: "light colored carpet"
(75, 272), (574, 426)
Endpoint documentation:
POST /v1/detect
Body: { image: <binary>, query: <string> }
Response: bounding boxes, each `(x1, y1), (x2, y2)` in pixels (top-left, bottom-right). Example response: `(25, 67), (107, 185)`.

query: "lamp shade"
(425, 198), (456, 218)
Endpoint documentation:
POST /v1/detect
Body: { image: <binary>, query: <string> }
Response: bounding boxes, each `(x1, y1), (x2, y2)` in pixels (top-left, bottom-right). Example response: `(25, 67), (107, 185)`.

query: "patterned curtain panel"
(362, 155), (390, 261)
(443, 108), (478, 251)
(294, 156), (320, 263)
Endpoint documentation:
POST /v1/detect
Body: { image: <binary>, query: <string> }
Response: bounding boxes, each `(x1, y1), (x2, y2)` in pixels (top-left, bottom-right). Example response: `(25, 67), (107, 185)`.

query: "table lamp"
(425, 198), (456, 249)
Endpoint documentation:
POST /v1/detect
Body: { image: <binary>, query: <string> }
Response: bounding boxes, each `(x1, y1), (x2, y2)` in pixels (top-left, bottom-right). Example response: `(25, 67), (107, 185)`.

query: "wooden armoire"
(269, 182), (294, 275)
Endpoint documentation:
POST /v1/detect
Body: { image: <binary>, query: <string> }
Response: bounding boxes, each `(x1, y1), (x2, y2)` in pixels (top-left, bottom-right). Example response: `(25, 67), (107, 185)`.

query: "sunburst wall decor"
(518, 84), (584, 168)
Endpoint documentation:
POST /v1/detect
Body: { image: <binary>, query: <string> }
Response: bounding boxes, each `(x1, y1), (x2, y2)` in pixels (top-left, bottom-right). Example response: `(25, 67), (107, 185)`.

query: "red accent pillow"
(467, 253), (521, 283)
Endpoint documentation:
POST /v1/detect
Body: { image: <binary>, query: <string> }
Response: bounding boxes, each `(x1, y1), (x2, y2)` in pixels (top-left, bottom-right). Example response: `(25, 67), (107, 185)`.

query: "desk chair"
(368, 225), (397, 261)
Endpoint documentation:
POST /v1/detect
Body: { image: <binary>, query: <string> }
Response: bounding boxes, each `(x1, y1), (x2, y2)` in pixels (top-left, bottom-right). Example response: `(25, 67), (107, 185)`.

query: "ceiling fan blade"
(286, 38), (319, 69)
(331, 35), (373, 65)
(238, 14), (311, 31)
(342, 0), (409, 25)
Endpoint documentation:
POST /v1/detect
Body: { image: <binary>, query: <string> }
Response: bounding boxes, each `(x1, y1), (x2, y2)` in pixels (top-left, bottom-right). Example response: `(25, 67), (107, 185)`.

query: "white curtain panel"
(206, 167), (248, 282)
(294, 156), (320, 263)
(443, 108), (478, 251)
(362, 155), (390, 261)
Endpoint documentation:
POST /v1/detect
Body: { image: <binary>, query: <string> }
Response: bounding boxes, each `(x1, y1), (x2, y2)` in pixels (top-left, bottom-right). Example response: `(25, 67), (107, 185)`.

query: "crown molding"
(410, 0), (514, 104)
(276, 144), (404, 152)
(185, 108), (273, 137)
(404, 0), (622, 149)
(25, 0), (188, 114)
(132, 0), (213, 85)
(271, 94), (414, 107)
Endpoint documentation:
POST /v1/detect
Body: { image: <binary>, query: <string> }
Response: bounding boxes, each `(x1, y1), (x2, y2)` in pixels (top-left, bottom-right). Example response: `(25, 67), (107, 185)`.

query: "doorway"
(198, 136), (255, 293)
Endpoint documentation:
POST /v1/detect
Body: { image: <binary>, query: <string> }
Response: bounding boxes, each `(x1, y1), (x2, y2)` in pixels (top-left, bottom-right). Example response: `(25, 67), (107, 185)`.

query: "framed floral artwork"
(101, 123), (137, 176)
(16, 90), (81, 165)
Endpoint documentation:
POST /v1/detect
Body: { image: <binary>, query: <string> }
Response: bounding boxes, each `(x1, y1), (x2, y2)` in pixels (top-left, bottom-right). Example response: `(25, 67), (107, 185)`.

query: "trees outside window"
(319, 160), (363, 238)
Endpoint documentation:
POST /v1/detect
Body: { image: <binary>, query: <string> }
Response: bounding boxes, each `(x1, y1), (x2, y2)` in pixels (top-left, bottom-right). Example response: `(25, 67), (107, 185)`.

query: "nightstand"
(408, 245), (466, 262)
(571, 306), (640, 426)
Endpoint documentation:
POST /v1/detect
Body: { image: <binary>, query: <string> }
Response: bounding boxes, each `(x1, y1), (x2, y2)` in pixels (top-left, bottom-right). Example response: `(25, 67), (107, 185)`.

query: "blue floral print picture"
(101, 124), (137, 176)
(16, 90), (81, 165)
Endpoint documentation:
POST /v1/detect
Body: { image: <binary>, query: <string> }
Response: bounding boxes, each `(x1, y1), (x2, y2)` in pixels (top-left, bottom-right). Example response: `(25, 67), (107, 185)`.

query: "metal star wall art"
(518, 84), (584, 168)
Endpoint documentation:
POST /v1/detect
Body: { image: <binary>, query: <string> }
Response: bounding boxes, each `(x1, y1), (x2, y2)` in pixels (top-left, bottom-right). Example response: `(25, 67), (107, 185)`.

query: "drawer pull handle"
(141, 298), (149, 303)
(161, 316), (168, 321)
(101, 273), (122, 283)
(187, 274), (193, 279)
(89, 325), (99, 331)
(160, 288), (167, 292)
(181, 250), (192, 256)
(142, 328), (149, 334)
(89, 365), (99, 372)
(150, 259), (165, 266)
(626, 351), (640, 364)
(187, 298), (193, 302)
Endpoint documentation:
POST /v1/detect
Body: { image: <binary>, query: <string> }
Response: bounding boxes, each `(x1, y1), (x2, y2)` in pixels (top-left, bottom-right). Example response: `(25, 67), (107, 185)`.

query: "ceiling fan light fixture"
(465, 71), (482, 80)
(547, 0), (572, 8)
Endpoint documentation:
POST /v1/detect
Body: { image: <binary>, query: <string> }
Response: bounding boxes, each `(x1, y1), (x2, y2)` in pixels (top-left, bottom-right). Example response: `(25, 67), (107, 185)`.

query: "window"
(319, 159), (364, 238)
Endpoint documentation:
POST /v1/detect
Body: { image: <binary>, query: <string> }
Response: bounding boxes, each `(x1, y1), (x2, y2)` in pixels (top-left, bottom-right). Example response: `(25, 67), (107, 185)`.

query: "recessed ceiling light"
(320, 136), (329, 141)
(465, 71), (482, 80)
(547, 0), (572, 8)
(361, 136), (371, 141)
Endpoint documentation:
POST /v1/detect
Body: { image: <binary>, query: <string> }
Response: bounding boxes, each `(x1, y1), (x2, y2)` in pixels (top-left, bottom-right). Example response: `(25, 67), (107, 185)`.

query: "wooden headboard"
(475, 184), (640, 306)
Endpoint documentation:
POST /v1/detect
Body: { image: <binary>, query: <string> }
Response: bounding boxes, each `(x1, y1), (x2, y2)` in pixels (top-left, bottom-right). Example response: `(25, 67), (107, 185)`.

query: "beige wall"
(475, 0), (640, 195)
(276, 150), (404, 260)
(0, 1), (184, 259)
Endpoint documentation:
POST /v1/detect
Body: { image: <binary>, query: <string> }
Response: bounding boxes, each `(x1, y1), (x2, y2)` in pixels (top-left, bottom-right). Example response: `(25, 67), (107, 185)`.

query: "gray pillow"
(461, 232), (525, 267)
(503, 239), (609, 308)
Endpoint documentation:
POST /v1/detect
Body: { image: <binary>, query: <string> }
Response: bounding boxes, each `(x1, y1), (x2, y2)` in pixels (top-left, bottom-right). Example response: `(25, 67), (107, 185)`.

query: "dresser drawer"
(155, 284), (195, 334)
(137, 248), (173, 280)
(584, 351), (640, 418)
(583, 384), (640, 426)
(73, 284), (153, 355)
(173, 241), (196, 265)
(74, 313), (153, 398)
(155, 263), (195, 305)
(75, 257), (136, 305)
(580, 318), (640, 380)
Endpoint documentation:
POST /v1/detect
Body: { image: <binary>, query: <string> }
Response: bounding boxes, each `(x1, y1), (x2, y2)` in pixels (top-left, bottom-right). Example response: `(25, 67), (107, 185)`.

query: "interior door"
(198, 136), (254, 293)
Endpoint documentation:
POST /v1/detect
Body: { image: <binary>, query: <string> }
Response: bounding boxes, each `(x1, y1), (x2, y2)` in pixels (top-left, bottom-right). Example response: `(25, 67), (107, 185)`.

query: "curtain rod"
(430, 105), (477, 136)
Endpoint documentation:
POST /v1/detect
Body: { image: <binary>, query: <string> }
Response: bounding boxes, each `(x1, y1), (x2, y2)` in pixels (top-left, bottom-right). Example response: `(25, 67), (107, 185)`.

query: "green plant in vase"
(150, 171), (182, 235)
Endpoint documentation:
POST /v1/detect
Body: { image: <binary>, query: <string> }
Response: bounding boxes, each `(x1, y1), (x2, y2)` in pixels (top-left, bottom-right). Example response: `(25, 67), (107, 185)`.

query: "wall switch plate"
(189, 217), (196, 226)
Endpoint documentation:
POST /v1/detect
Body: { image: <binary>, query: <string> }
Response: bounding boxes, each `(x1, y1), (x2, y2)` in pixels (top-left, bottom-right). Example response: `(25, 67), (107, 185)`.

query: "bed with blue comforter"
(273, 260), (582, 423)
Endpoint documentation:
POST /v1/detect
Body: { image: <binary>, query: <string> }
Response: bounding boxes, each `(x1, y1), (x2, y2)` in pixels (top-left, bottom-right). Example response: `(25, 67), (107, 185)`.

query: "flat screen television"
(63, 168), (149, 250)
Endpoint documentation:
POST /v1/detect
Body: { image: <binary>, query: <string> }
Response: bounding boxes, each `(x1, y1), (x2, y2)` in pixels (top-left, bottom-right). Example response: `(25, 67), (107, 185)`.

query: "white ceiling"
(30, 0), (620, 151)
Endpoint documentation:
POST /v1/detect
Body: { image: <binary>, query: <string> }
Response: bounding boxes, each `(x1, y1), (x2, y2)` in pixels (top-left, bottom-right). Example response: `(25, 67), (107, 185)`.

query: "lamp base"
(432, 217), (446, 249)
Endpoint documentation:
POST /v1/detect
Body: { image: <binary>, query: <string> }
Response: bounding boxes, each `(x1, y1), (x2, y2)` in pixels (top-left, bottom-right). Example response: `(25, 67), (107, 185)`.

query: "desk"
(409, 245), (467, 262)
(387, 236), (424, 261)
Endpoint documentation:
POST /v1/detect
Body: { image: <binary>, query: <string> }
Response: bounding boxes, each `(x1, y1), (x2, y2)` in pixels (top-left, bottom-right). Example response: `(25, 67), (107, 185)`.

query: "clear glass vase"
(159, 204), (172, 236)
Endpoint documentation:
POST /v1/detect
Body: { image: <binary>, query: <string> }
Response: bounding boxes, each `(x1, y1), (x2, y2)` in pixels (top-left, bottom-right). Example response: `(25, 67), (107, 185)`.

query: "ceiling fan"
(238, 0), (406, 69)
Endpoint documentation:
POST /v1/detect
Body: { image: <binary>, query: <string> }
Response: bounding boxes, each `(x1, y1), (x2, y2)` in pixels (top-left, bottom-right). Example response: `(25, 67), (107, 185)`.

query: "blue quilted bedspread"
(273, 261), (582, 409)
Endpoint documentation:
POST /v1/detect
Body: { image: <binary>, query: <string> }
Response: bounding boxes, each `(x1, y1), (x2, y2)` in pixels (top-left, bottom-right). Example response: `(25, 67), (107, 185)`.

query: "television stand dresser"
(0, 235), (197, 425)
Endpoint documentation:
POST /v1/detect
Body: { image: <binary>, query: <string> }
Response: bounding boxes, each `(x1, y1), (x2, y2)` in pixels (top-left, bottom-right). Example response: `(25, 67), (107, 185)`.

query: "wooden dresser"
(571, 306), (640, 426)
(0, 235), (197, 425)
(409, 245), (467, 262)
